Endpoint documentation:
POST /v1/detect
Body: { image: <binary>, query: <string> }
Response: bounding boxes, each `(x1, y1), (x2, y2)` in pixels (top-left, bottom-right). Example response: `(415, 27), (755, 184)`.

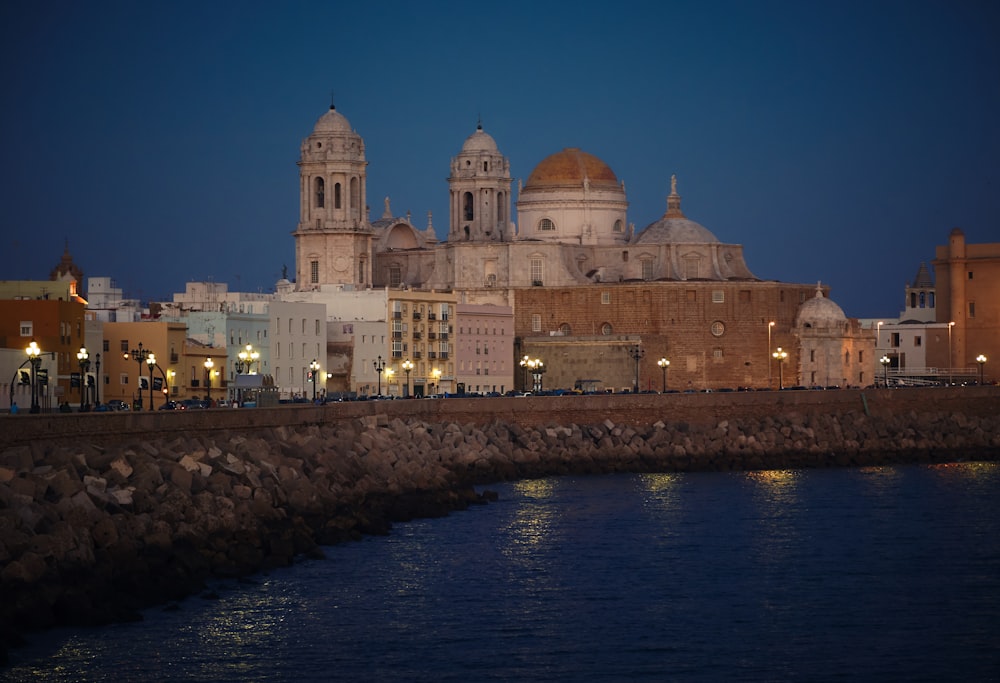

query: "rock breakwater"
(2, 407), (999, 662)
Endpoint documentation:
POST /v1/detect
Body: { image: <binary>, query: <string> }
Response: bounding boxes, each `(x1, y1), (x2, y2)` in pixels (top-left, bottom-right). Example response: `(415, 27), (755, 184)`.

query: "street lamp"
(628, 344), (645, 393)
(880, 355), (891, 387)
(519, 355), (530, 392)
(876, 321), (883, 351)
(237, 344), (259, 374)
(431, 368), (441, 395)
(772, 346), (788, 390)
(527, 358), (544, 392)
(94, 352), (101, 407)
(976, 354), (987, 385)
(25, 340), (42, 413)
(125, 342), (150, 410)
(947, 321), (955, 386)
(768, 321), (775, 389)
(401, 359), (414, 397)
(657, 357), (670, 392)
(309, 359), (320, 401)
(77, 347), (90, 412)
(374, 355), (386, 396)
(385, 367), (395, 395)
(204, 358), (214, 403)
(146, 353), (156, 411)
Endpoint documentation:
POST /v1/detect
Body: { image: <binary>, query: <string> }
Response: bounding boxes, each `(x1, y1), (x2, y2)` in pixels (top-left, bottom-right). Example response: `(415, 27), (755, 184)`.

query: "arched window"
(350, 177), (360, 218)
(613, 219), (623, 232)
(601, 322), (613, 335)
(334, 182), (342, 209)
(539, 218), (555, 231)
(463, 192), (474, 220)
(314, 177), (325, 208)
(559, 323), (571, 335)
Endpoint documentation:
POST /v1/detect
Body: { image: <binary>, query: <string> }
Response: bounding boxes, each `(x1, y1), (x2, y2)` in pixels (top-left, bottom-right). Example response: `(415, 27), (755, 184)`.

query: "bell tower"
(448, 122), (512, 242)
(293, 104), (373, 289)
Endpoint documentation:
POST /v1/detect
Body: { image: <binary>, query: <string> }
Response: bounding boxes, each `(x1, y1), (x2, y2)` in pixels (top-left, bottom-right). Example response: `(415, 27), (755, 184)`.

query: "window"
(539, 218), (554, 231)
(859, 350), (864, 363)
(891, 333), (900, 347)
(19, 321), (32, 337)
(713, 348), (723, 359)
(601, 291), (611, 305)
(389, 265), (402, 287)
(686, 290), (696, 302)
(530, 258), (543, 285)
(710, 321), (725, 337)
(315, 319), (321, 335)
(601, 322), (613, 335)
(310, 261), (319, 284)
(531, 314), (542, 332)
(120, 373), (129, 385)
(683, 256), (699, 279)
(914, 336), (922, 347)
(314, 177), (325, 208)
(334, 183), (342, 209)
(613, 219), (623, 233)
(712, 290), (725, 303)
(463, 192), (474, 221)
(969, 302), (976, 318)
(641, 259), (653, 280)
(120, 340), (129, 353)
(810, 349), (815, 362)
(968, 271), (974, 280)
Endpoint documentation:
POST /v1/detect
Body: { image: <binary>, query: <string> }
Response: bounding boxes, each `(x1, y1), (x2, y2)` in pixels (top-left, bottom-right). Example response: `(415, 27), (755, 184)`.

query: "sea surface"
(3, 462), (999, 682)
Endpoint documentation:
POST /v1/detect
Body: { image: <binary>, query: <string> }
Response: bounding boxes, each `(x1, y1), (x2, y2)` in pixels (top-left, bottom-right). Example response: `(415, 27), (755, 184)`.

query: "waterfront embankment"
(2, 388), (999, 662)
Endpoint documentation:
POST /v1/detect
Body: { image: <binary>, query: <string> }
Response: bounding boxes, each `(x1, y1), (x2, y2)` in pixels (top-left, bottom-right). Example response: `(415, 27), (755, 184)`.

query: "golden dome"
(523, 148), (620, 190)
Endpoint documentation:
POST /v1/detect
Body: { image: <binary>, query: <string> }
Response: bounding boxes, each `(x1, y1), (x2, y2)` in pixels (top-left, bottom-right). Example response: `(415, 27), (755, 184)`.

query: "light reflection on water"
(4, 463), (1000, 682)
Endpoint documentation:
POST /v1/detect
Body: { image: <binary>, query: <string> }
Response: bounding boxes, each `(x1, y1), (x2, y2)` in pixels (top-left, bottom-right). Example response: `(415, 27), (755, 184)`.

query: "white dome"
(313, 106), (353, 134)
(461, 125), (498, 152)
(796, 287), (847, 326)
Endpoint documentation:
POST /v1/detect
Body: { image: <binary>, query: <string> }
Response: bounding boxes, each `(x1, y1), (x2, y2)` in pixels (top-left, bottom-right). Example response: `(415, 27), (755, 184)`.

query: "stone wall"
(1, 387), (999, 663)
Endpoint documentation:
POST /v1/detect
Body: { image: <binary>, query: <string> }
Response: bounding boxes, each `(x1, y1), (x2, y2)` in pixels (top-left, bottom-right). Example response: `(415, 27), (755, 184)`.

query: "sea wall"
(2, 388), (999, 662)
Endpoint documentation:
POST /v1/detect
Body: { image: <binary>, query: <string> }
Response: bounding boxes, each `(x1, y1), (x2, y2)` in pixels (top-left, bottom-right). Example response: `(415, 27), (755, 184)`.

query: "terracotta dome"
(523, 148), (620, 190)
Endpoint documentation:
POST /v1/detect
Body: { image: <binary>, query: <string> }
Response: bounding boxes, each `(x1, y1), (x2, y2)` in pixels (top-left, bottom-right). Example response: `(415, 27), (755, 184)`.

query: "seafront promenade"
(2, 387), (999, 662)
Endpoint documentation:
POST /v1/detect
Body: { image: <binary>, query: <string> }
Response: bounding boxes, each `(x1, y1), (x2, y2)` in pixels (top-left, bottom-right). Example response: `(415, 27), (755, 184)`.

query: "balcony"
(412, 332), (422, 340)
(439, 352), (449, 359)
(412, 312), (422, 320)
(393, 311), (403, 319)
(428, 332), (437, 340)
(438, 333), (449, 340)
(392, 332), (403, 340)
(428, 313), (437, 320)
(413, 352), (422, 359)
(429, 352), (437, 359)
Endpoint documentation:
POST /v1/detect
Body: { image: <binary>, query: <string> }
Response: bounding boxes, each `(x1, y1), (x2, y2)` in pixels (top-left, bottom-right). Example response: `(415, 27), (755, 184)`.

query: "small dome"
(313, 106), (353, 134)
(796, 286), (847, 326)
(636, 217), (719, 244)
(462, 125), (498, 153)
(523, 148), (620, 191)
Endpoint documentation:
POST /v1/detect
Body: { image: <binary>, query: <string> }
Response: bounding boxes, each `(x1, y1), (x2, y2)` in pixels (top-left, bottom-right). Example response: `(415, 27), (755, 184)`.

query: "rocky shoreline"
(2, 407), (999, 663)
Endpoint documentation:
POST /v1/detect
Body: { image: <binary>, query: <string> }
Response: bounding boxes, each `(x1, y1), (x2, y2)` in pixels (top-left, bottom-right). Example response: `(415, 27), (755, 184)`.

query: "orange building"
(932, 229), (1000, 383)
(0, 284), (88, 409)
(101, 321), (188, 410)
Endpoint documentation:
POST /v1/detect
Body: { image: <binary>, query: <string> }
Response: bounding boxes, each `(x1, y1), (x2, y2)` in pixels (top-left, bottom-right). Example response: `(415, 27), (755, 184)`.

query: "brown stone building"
(932, 228), (1000, 383)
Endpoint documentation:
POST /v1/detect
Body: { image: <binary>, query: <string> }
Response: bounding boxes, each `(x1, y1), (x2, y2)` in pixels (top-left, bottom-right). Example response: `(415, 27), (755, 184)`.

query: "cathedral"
(291, 104), (873, 392)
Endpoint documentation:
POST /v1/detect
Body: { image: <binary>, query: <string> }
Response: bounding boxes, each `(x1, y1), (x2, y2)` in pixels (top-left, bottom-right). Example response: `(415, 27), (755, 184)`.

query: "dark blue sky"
(2, 0), (997, 318)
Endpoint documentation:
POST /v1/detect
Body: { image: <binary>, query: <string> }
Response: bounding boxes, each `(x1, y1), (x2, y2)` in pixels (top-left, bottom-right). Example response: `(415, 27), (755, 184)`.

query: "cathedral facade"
(292, 105), (871, 391)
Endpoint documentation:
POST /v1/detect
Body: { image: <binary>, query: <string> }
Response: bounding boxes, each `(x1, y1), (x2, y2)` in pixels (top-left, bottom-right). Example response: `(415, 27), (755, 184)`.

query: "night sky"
(2, 0), (997, 318)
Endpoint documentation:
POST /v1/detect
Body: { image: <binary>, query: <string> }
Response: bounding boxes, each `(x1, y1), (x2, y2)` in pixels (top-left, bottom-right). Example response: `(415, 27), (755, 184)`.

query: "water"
(4, 463), (999, 682)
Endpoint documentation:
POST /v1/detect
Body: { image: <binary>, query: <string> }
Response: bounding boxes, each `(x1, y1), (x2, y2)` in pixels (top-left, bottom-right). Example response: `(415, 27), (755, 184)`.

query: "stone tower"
(448, 123), (512, 242)
(293, 105), (373, 289)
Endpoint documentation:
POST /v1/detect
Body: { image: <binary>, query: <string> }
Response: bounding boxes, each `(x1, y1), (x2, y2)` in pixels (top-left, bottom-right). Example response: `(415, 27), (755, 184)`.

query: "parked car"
(181, 399), (209, 409)
(159, 401), (182, 411)
(105, 400), (129, 411)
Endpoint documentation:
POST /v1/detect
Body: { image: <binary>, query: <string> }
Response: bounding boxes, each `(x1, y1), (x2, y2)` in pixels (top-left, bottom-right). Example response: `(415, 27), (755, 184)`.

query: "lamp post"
(880, 355), (891, 387)
(309, 359), (320, 401)
(146, 353), (156, 411)
(124, 343), (150, 410)
(77, 347), (90, 412)
(237, 344), (259, 374)
(26, 340), (42, 413)
(94, 352), (101, 407)
(772, 346), (788, 390)
(527, 358), (544, 393)
(768, 321), (775, 389)
(657, 357), (670, 392)
(519, 355), (530, 392)
(976, 354), (987, 385)
(876, 321), (883, 351)
(385, 367), (395, 395)
(431, 368), (441, 395)
(947, 321), (955, 386)
(204, 358), (214, 403)
(401, 359), (413, 398)
(373, 355), (386, 396)
(628, 344), (645, 393)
